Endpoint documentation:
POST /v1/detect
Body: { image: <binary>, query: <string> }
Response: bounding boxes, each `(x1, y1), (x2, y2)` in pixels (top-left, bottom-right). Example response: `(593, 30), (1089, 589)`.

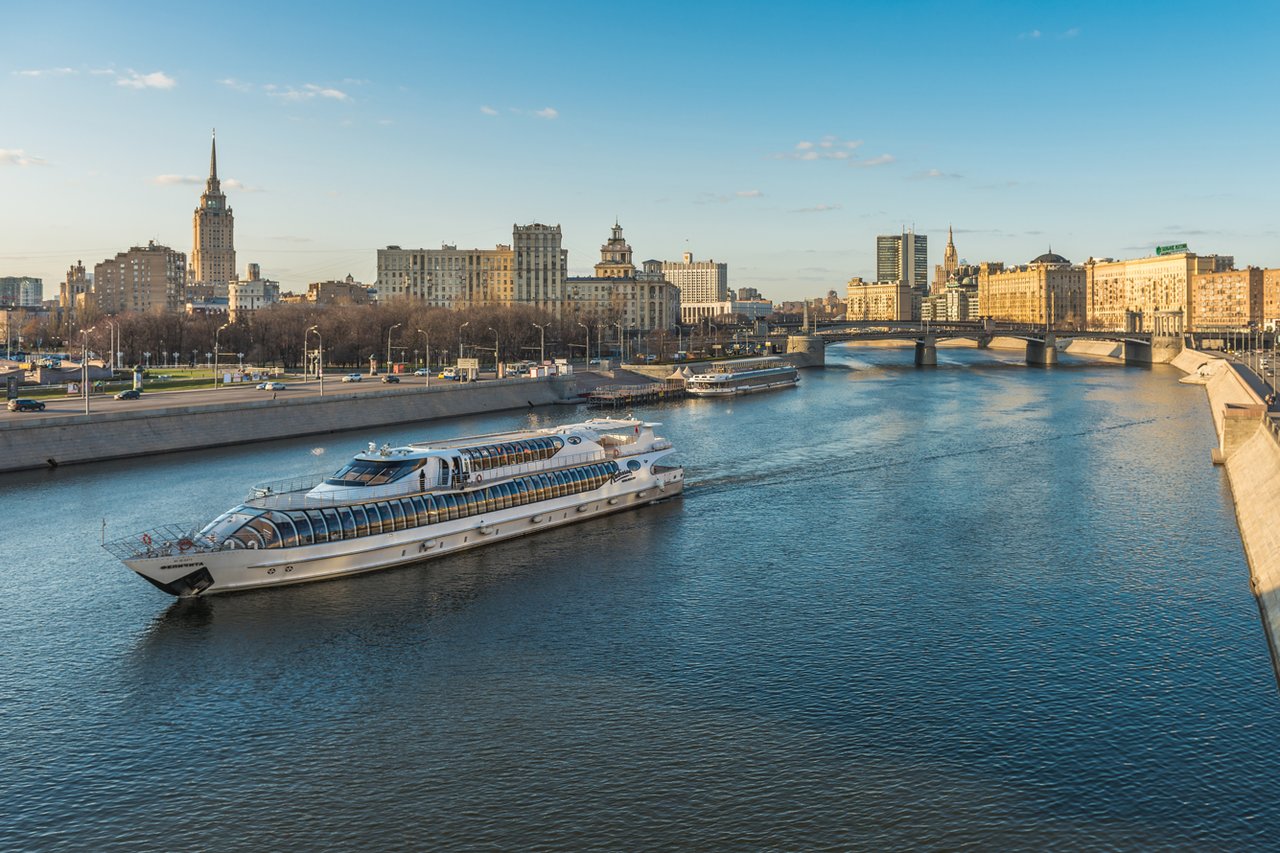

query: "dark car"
(7, 398), (46, 412)
(381, 375), (400, 384)
(114, 389), (142, 400)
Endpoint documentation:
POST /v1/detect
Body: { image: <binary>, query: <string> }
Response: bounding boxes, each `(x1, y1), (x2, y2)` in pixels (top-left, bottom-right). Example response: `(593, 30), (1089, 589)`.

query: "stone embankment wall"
(0, 376), (576, 474)
(1173, 349), (1280, 681)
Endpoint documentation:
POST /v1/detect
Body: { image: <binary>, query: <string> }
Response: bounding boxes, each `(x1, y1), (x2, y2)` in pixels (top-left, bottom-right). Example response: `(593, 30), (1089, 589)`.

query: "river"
(3, 342), (1278, 851)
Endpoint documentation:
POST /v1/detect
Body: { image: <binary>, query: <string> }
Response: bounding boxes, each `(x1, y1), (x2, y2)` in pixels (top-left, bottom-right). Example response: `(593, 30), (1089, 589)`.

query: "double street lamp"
(306, 325), (324, 396)
(386, 323), (402, 376)
(578, 321), (590, 367)
(213, 321), (231, 389)
(459, 320), (470, 359)
(532, 322), (547, 363)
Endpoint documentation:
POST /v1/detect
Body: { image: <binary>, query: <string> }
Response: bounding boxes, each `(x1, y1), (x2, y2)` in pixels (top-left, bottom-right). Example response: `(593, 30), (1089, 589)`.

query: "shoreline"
(1171, 348), (1280, 686)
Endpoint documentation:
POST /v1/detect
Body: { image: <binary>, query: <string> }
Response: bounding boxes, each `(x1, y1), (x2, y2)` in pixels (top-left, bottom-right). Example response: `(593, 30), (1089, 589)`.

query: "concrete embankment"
(0, 375), (576, 474)
(1172, 349), (1280, 682)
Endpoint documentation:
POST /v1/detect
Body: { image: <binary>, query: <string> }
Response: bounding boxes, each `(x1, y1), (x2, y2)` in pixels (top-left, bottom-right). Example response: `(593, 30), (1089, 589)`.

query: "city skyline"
(2, 0), (1278, 300)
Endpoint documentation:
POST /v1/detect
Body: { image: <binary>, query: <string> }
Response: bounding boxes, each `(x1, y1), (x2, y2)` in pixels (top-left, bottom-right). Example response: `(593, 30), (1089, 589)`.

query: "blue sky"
(2, 0), (1278, 301)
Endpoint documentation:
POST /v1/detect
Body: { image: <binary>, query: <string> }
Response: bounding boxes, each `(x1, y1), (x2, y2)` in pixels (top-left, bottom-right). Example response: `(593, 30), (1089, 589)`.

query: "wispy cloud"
(1062, 27), (1081, 38)
(534, 107), (558, 119)
(911, 168), (962, 180)
(1018, 29), (1042, 40)
(222, 178), (263, 193)
(151, 174), (201, 185)
(480, 105), (499, 116)
(13, 67), (75, 77)
(773, 135), (863, 160)
(851, 154), (895, 168)
(496, 106), (561, 120)
(735, 189), (763, 198)
(118, 70), (176, 90)
(265, 83), (350, 102)
(790, 203), (842, 213)
(218, 78), (253, 92)
(0, 149), (48, 167)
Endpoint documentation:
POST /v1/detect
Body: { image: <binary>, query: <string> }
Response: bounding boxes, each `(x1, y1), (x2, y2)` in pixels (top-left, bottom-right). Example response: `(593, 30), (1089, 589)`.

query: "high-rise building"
(845, 277), (914, 321)
(660, 252), (728, 303)
(0, 276), (43, 308)
(60, 261), (90, 314)
(93, 241), (187, 314)
(190, 133), (236, 296)
(932, 226), (959, 295)
(876, 229), (928, 293)
(1189, 268), (1264, 331)
(977, 252), (1086, 329)
(228, 263), (281, 321)
(1264, 269), (1280, 329)
(1085, 250), (1232, 332)
(375, 223), (565, 314)
(564, 224), (679, 331)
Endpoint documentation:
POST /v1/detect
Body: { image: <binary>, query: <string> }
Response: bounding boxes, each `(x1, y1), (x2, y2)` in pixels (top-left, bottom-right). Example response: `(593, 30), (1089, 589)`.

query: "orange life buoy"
(475, 474), (483, 483)
(178, 538), (193, 552)
(611, 448), (620, 458)
(141, 533), (152, 547)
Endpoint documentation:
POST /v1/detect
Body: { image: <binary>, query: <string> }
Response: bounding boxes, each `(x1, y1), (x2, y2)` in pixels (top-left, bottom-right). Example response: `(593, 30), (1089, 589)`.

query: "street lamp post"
(238, 352), (245, 372)
(307, 325), (324, 396)
(459, 321), (470, 359)
(214, 321), (231, 389)
(613, 321), (623, 363)
(81, 327), (94, 415)
(532, 322), (547, 363)
(487, 327), (499, 374)
(417, 328), (429, 386)
(578, 321), (589, 367)
(386, 323), (402, 376)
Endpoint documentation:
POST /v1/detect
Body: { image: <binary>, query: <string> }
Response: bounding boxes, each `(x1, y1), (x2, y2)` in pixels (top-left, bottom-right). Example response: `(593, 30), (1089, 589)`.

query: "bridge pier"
(914, 335), (937, 367)
(1123, 339), (1152, 366)
(785, 335), (825, 367)
(976, 333), (992, 349)
(1026, 332), (1058, 366)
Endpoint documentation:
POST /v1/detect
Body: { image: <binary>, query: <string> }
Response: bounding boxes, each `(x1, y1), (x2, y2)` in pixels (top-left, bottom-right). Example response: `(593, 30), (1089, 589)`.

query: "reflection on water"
(3, 343), (1279, 850)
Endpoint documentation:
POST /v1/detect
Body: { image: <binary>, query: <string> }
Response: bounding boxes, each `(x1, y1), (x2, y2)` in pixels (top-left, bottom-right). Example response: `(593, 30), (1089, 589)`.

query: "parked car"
(7, 398), (45, 412)
(438, 367), (458, 380)
(381, 375), (400, 384)
(413, 368), (431, 376)
(341, 373), (363, 383)
(114, 389), (141, 400)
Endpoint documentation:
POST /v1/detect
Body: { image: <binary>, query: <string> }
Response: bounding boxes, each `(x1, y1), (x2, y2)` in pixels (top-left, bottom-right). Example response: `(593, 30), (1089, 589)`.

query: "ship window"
(229, 521), (266, 550)
(307, 510), (329, 542)
(462, 491), (479, 517)
(387, 500), (406, 531)
(440, 493), (458, 522)
(408, 495), (426, 527)
(289, 512), (315, 546)
(322, 508), (343, 540)
(499, 482), (516, 509)
(512, 479), (528, 505)
(364, 504), (384, 535)
(271, 513), (299, 548)
(337, 507), (357, 538)
(627, 460), (641, 472)
(325, 458), (424, 487)
(425, 495), (441, 525)
(351, 505), (370, 537)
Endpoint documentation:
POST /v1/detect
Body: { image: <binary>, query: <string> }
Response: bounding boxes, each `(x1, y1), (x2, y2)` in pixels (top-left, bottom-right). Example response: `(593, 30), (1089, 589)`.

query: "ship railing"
(103, 523), (213, 560)
(241, 450), (613, 511)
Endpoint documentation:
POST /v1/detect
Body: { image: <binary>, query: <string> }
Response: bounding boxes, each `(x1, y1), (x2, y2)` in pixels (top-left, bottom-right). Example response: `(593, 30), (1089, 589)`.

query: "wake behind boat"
(685, 356), (800, 397)
(105, 418), (683, 597)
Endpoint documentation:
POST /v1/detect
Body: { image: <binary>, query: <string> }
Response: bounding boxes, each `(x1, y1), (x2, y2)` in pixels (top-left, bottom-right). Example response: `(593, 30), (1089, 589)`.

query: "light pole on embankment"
(532, 322), (546, 364)
(307, 325), (324, 396)
(417, 328), (429, 386)
(213, 321), (231, 390)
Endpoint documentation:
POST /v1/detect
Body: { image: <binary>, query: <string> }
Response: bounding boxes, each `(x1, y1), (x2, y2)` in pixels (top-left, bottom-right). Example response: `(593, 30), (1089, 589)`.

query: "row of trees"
(6, 302), (750, 370)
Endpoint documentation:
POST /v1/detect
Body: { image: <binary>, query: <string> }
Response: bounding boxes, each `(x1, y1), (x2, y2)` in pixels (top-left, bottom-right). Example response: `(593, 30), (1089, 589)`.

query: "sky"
(2, 0), (1279, 302)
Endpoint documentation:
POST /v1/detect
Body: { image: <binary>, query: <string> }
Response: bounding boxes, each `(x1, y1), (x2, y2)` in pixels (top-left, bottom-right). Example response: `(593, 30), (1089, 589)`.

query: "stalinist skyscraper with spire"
(190, 132), (235, 296)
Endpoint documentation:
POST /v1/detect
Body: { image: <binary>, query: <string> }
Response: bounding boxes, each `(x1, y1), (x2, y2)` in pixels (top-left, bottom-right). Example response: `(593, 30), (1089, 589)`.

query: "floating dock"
(587, 382), (686, 408)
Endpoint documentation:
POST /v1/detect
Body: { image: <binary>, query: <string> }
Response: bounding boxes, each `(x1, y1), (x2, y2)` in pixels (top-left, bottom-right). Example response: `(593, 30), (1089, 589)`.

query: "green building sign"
(1156, 243), (1189, 256)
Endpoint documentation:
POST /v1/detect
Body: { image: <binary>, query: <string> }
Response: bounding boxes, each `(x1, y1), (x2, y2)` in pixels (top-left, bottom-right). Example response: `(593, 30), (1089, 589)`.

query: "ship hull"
(125, 466), (683, 597)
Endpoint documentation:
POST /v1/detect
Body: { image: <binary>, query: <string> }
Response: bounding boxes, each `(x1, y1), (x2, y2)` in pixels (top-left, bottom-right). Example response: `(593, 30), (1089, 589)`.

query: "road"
(2, 375), (466, 421)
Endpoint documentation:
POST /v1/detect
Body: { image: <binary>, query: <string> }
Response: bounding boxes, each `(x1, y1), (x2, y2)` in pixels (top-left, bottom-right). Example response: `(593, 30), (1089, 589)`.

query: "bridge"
(768, 318), (1181, 367)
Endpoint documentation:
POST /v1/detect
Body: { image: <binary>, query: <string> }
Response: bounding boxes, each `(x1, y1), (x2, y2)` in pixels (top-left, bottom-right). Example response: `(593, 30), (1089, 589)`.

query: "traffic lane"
(0, 376), (485, 420)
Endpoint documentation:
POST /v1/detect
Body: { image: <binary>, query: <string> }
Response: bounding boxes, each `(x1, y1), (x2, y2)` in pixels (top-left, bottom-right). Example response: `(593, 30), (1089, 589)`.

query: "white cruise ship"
(105, 418), (683, 597)
(685, 357), (800, 397)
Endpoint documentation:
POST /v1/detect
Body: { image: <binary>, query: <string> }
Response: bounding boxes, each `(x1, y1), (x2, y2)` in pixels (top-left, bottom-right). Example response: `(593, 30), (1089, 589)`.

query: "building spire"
(209, 130), (218, 183)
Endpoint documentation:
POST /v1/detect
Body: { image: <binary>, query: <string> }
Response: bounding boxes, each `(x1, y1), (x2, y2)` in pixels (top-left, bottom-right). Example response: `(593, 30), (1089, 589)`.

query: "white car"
(341, 373), (363, 383)
(259, 381), (286, 391)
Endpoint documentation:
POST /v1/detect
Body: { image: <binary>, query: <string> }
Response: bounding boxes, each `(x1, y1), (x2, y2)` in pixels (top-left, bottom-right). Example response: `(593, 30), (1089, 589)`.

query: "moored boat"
(105, 418), (683, 597)
(685, 357), (800, 397)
